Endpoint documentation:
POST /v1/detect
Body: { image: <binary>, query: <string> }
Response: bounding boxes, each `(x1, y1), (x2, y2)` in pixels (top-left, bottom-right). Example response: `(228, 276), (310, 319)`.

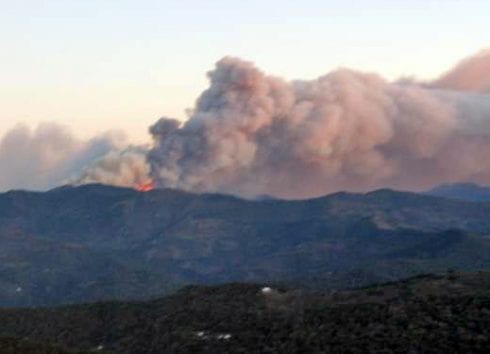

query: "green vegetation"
(0, 271), (489, 353)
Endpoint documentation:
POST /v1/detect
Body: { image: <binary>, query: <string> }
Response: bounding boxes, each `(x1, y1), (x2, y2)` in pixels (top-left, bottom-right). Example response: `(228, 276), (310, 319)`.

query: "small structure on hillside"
(261, 287), (273, 294)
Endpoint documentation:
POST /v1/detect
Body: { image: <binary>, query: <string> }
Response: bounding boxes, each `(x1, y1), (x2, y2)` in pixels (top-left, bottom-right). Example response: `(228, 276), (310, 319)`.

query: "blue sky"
(1, 0), (489, 142)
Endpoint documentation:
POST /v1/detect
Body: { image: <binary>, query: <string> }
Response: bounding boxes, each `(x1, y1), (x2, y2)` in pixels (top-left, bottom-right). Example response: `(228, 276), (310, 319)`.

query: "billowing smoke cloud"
(148, 53), (490, 199)
(432, 49), (490, 93)
(0, 123), (147, 191)
(72, 147), (151, 188)
(2, 50), (490, 198)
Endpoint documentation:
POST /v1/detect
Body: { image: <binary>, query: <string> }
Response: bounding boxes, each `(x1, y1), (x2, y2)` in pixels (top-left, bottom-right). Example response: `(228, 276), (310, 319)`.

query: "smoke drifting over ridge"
(1, 50), (490, 198)
(0, 123), (148, 191)
(148, 52), (490, 198)
(0, 123), (118, 190)
(73, 147), (151, 188)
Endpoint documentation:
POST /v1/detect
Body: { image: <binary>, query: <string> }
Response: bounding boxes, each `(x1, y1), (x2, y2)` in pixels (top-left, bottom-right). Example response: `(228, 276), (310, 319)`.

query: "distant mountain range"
(426, 182), (490, 201)
(1, 184), (490, 307)
(0, 271), (488, 353)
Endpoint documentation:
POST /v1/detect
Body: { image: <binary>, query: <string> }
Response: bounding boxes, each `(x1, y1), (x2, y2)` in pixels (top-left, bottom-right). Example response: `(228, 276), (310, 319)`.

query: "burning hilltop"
(136, 181), (155, 192)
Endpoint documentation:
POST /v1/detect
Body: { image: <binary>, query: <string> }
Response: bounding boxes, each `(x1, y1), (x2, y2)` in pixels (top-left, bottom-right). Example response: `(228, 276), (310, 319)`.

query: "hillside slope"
(1, 184), (490, 306)
(427, 183), (490, 202)
(0, 272), (489, 353)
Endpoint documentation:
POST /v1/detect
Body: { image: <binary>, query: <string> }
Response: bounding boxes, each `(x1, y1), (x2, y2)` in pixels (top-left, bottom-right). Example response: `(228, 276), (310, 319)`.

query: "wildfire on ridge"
(136, 181), (155, 192)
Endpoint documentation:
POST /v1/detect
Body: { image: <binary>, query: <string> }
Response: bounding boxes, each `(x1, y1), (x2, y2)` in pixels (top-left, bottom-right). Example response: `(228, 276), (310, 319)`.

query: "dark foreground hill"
(0, 272), (489, 353)
(1, 184), (490, 306)
(0, 337), (97, 354)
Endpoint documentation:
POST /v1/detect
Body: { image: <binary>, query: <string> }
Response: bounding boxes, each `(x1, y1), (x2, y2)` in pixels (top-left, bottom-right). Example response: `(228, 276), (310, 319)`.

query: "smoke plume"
(72, 147), (151, 188)
(0, 123), (147, 191)
(148, 53), (490, 199)
(2, 50), (490, 198)
(432, 49), (490, 93)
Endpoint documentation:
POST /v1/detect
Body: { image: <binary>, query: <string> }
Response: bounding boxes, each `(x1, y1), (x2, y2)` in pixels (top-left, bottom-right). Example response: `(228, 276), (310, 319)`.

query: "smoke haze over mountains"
(0, 123), (130, 191)
(1, 50), (490, 198)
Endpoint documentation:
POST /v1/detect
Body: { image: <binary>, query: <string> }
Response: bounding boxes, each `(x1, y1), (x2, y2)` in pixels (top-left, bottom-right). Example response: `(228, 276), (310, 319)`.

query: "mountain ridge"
(426, 182), (490, 202)
(1, 184), (490, 307)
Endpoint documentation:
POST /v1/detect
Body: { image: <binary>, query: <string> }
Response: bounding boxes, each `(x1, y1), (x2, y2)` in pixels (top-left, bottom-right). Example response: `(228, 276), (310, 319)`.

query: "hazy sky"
(1, 0), (489, 142)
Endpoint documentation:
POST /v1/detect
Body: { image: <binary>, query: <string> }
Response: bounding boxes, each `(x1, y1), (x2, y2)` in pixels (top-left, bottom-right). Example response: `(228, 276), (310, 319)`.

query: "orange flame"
(136, 181), (155, 192)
